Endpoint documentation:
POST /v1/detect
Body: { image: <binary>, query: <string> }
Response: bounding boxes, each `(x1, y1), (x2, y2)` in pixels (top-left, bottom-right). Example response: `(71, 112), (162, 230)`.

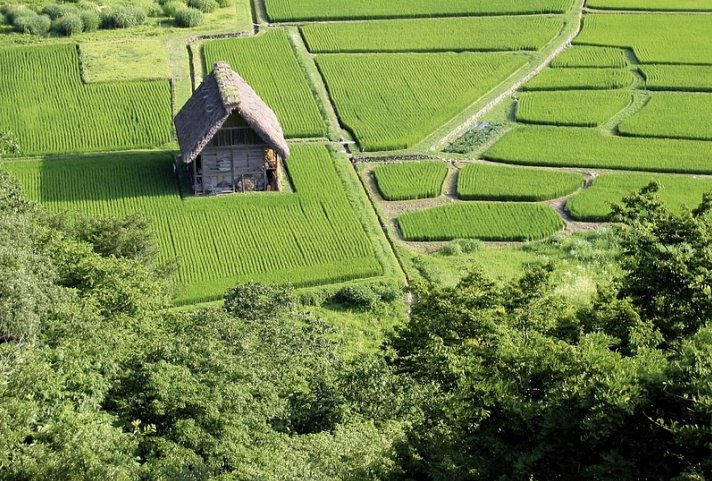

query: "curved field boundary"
(428, 0), (587, 151)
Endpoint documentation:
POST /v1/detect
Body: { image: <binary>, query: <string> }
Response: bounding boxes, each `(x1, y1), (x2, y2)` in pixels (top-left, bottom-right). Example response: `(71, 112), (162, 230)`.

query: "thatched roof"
(174, 62), (290, 164)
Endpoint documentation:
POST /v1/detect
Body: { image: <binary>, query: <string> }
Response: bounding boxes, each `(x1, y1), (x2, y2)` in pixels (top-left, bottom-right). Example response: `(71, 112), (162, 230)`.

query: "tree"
(0, 131), (20, 158)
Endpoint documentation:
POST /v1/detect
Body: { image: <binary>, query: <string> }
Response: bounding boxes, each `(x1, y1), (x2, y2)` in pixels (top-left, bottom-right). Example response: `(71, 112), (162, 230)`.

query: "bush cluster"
(173, 6), (202, 27)
(331, 281), (402, 310)
(1, 2), (105, 36)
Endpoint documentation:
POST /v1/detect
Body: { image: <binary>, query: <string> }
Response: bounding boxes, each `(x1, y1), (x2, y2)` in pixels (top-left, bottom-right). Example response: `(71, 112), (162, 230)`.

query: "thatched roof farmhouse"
(174, 62), (289, 195)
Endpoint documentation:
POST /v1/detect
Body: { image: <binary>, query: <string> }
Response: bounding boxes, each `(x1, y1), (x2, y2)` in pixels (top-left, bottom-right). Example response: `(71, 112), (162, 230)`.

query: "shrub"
(331, 281), (402, 310)
(146, 3), (163, 17)
(162, 0), (185, 16)
(215, 0), (232, 7)
(2, 4), (31, 24)
(100, 5), (146, 29)
(51, 13), (83, 36)
(41, 4), (64, 19)
(224, 282), (296, 321)
(80, 10), (99, 31)
(13, 11), (51, 35)
(187, 0), (217, 13)
(173, 6), (202, 27)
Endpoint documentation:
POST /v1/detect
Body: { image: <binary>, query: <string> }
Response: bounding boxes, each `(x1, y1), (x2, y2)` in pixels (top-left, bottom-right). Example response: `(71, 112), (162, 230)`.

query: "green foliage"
(0, 131), (20, 158)
(79, 9), (99, 31)
(224, 281), (296, 320)
(550, 45), (629, 68)
(522, 67), (635, 91)
(161, 0), (184, 16)
(444, 122), (503, 154)
(99, 4), (146, 29)
(0, 44), (172, 155)
(203, 30), (327, 138)
(485, 125), (712, 173)
(301, 15), (563, 53)
(567, 173), (712, 221)
(4, 146), (384, 305)
(51, 13), (83, 36)
(618, 92), (712, 141)
(330, 281), (402, 310)
(398, 202), (564, 241)
(316, 53), (528, 151)
(186, 0), (217, 12)
(11, 10), (51, 35)
(457, 163), (583, 201)
(265, 0), (574, 21)
(373, 161), (447, 201)
(642, 65), (712, 92)
(517, 89), (631, 127)
(173, 6), (202, 27)
(576, 14), (712, 64)
(587, 0), (712, 11)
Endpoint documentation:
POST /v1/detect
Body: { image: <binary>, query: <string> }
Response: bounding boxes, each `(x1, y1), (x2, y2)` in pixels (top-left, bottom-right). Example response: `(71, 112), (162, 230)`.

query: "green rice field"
(316, 52), (528, 151)
(517, 90), (631, 127)
(457, 163), (583, 201)
(301, 16), (563, 53)
(618, 92), (712, 141)
(522, 68), (636, 91)
(373, 162), (448, 201)
(203, 30), (327, 138)
(0, 44), (172, 156)
(642, 65), (712, 92)
(575, 14), (712, 64)
(550, 46), (629, 68)
(567, 173), (712, 221)
(3, 145), (384, 305)
(586, 0), (712, 11)
(484, 126), (712, 173)
(398, 203), (564, 242)
(265, 0), (575, 21)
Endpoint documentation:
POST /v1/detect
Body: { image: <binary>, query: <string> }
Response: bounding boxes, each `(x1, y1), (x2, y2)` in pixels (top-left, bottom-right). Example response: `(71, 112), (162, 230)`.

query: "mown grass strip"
(373, 162), (448, 201)
(484, 125), (712, 173)
(567, 172), (712, 221)
(457, 163), (583, 201)
(398, 203), (564, 242)
(203, 30), (327, 138)
(522, 67), (635, 91)
(517, 90), (631, 127)
(301, 16), (563, 53)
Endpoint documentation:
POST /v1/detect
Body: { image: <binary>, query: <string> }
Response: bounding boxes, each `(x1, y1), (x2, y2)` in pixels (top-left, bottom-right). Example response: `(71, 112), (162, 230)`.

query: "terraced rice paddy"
(203, 30), (326, 138)
(316, 53), (528, 151)
(457, 163), (583, 201)
(618, 93), (712, 141)
(373, 162), (448, 201)
(3, 145), (384, 305)
(550, 46), (629, 68)
(484, 126), (712, 173)
(301, 16), (563, 53)
(586, 0), (712, 11)
(398, 203), (564, 242)
(642, 65), (712, 92)
(265, 0), (575, 21)
(0, 44), (172, 156)
(567, 173), (712, 221)
(517, 90), (631, 127)
(575, 14), (712, 64)
(522, 68), (636, 91)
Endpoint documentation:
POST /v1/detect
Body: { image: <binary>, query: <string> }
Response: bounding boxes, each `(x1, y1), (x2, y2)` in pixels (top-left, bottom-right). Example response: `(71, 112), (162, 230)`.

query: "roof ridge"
(212, 61), (241, 109)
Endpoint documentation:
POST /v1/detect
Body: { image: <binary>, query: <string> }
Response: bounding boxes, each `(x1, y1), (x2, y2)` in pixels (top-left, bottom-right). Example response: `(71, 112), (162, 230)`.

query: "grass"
(550, 46), (629, 68)
(203, 29), (327, 138)
(586, 0), (712, 11)
(373, 162), (448, 201)
(397, 202), (564, 242)
(642, 65), (712, 92)
(618, 92), (712, 141)
(484, 125), (712, 174)
(0, 44), (172, 156)
(3, 145), (388, 305)
(522, 67), (635, 90)
(457, 163), (583, 201)
(575, 14), (712, 64)
(517, 90), (631, 127)
(264, 0), (575, 21)
(301, 15), (563, 53)
(316, 52), (528, 151)
(567, 172), (712, 221)
(80, 38), (170, 82)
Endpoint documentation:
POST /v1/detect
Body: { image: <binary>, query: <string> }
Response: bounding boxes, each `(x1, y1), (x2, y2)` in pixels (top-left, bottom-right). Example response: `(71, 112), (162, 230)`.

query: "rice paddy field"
(521, 68), (636, 91)
(567, 173), (712, 221)
(618, 93), (712, 141)
(398, 203), (564, 242)
(301, 16), (563, 53)
(642, 65), (712, 92)
(0, 44), (172, 156)
(586, 0), (712, 11)
(516, 90), (631, 127)
(550, 46), (629, 68)
(316, 53), (528, 151)
(203, 30), (327, 138)
(265, 0), (575, 22)
(373, 162), (448, 201)
(457, 164), (583, 201)
(3, 145), (386, 305)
